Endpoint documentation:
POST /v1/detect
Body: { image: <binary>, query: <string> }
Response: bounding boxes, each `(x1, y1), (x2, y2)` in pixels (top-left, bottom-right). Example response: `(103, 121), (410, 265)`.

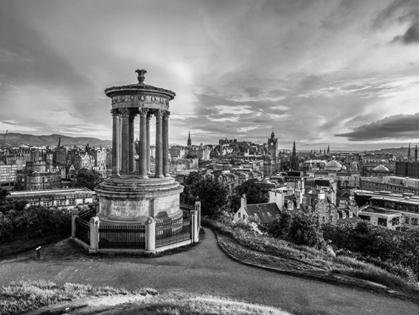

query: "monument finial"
(135, 69), (147, 84)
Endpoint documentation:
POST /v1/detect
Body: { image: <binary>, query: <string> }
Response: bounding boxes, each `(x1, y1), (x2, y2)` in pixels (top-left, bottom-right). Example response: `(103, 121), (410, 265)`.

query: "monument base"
(95, 175), (184, 224)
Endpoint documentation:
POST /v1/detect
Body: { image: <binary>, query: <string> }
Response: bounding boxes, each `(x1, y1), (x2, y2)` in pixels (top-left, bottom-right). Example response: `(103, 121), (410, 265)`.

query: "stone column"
(195, 200), (201, 229)
(118, 115), (122, 173)
(139, 108), (149, 178)
(71, 208), (79, 238)
(163, 111), (170, 177)
(155, 110), (164, 178)
(120, 108), (130, 174)
(129, 112), (135, 173)
(145, 217), (156, 252)
(111, 110), (120, 176)
(89, 216), (100, 252)
(146, 114), (151, 174)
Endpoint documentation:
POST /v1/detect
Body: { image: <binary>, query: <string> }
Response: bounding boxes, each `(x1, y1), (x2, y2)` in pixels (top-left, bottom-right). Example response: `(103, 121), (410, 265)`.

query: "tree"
(0, 189), (10, 205)
(288, 212), (324, 247)
(267, 211), (292, 239)
(75, 168), (102, 190)
(195, 175), (230, 218)
(235, 179), (268, 204)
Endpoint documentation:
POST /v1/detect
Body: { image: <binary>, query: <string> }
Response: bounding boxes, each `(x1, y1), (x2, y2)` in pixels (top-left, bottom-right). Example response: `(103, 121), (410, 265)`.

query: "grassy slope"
(0, 281), (289, 315)
(202, 218), (419, 296)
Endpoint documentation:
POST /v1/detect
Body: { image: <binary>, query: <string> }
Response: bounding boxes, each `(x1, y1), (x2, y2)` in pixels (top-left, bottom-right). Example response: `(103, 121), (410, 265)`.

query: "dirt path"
(0, 228), (418, 315)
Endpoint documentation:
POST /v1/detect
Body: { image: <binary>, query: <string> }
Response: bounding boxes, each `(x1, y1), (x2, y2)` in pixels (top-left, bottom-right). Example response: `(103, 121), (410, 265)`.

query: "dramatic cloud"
(392, 21), (419, 44)
(372, 0), (419, 44)
(335, 113), (419, 141)
(0, 0), (417, 150)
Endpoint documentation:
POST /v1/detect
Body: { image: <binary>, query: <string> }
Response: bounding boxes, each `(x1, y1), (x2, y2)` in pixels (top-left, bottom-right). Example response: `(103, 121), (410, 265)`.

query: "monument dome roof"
(373, 165), (389, 172)
(325, 160), (342, 170)
(104, 69), (176, 99)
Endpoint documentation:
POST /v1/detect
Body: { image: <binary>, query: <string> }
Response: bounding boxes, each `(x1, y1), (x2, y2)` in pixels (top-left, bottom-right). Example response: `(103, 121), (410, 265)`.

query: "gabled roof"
(244, 202), (281, 224)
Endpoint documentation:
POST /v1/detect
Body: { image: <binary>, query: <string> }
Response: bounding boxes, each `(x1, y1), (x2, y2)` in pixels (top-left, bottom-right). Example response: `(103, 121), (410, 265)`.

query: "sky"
(0, 0), (418, 151)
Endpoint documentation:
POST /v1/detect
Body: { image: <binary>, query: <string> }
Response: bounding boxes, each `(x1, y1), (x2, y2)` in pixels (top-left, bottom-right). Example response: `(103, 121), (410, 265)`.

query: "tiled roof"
(244, 202), (281, 224)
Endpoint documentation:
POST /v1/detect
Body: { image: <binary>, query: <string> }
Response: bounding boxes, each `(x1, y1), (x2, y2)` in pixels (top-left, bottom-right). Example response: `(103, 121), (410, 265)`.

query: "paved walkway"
(0, 229), (418, 315)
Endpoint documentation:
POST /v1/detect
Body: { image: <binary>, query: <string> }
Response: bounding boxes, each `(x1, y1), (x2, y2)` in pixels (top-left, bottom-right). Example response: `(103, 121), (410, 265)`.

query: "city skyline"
(0, 0), (418, 150)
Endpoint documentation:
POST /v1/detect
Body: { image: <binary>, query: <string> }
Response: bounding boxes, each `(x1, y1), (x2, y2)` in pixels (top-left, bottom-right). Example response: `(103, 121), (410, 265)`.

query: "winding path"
(0, 228), (417, 315)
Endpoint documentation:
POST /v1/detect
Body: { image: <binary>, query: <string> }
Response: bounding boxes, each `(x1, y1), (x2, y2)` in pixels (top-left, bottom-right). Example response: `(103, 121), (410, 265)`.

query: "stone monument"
(95, 69), (184, 225)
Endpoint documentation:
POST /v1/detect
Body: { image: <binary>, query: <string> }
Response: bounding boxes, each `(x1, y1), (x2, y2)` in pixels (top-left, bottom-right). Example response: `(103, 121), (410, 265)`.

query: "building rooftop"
(10, 187), (93, 197)
(244, 203), (281, 224)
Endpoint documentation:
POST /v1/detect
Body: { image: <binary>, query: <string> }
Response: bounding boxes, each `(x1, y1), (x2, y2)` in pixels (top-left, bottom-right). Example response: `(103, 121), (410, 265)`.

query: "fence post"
(145, 217), (156, 252)
(194, 201), (201, 229)
(71, 208), (79, 239)
(89, 216), (100, 252)
(190, 210), (199, 243)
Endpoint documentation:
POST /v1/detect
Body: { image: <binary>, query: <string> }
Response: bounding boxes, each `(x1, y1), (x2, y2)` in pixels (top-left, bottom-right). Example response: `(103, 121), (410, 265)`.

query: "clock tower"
(267, 129), (278, 158)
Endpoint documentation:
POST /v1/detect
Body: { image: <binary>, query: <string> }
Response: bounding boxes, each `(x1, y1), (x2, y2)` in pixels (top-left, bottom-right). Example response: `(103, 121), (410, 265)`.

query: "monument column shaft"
(121, 109), (130, 175)
(146, 115), (151, 174)
(129, 114), (135, 173)
(118, 115), (122, 172)
(111, 111), (120, 175)
(155, 110), (164, 178)
(163, 112), (170, 177)
(139, 109), (148, 178)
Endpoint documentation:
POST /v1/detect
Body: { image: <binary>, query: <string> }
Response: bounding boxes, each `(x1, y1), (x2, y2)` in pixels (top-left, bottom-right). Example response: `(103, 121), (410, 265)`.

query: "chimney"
(318, 189), (325, 200)
(241, 194), (247, 209)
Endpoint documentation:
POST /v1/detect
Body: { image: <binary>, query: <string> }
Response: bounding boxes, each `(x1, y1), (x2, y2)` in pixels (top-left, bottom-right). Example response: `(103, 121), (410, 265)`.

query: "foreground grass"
(120, 294), (290, 315)
(203, 217), (419, 294)
(0, 280), (157, 315)
(0, 281), (289, 315)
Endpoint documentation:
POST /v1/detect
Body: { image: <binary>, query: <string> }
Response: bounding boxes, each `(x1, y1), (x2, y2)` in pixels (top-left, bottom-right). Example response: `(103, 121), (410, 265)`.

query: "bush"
(288, 212), (324, 248)
(0, 206), (71, 244)
(266, 211), (292, 239)
(323, 220), (419, 281)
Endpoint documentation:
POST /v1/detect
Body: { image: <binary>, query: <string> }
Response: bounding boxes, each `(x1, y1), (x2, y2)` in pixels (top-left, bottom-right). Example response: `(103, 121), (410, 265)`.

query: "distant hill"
(371, 146), (419, 158)
(0, 133), (111, 148)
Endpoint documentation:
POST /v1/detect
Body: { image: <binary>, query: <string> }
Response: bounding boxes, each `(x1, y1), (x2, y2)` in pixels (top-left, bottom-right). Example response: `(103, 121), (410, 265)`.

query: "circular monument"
(95, 70), (184, 225)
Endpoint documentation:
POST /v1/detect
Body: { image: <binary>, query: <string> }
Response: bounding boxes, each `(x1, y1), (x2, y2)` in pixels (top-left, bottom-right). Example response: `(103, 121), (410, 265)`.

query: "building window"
(359, 215), (370, 221)
(243, 214), (246, 220)
(392, 217), (400, 226)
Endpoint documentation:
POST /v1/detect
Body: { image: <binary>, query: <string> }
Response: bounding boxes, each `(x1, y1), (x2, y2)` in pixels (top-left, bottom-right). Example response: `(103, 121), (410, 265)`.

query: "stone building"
(16, 161), (61, 191)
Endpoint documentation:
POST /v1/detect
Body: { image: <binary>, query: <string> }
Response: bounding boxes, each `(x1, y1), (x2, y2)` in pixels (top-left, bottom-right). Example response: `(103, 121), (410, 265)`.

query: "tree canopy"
(235, 179), (268, 205)
(180, 172), (230, 218)
(75, 168), (102, 190)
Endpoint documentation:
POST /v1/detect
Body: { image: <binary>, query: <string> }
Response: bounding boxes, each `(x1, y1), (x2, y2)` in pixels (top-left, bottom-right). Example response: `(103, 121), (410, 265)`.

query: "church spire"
(187, 131), (192, 146)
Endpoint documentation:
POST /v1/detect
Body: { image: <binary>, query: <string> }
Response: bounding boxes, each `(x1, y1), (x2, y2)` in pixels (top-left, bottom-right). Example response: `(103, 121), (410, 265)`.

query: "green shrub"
(323, 221), (419, 281)
(0, 206), (71, 244)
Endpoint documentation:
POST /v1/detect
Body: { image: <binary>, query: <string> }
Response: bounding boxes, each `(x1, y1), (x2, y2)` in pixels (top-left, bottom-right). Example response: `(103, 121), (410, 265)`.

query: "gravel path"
(0, 228), (418, 315)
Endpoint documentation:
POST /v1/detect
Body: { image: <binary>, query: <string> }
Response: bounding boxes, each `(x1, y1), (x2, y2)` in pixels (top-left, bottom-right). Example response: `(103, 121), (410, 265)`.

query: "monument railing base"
(72, 202), (201, 255)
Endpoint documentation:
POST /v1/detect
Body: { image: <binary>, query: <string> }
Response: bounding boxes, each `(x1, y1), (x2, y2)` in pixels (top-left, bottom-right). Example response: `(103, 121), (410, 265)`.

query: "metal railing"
(75, 217), (90, 244)
(78, 208), (96, 221)
(98, 224), (146, 249)
(155, 217), (191, 248)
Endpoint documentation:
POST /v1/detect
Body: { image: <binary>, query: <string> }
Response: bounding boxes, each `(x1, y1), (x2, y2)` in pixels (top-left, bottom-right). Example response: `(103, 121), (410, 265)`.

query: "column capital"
(120, 108), (130, 117)
(155, 109), (164, 118)
(110, 109), (120, 117)
(139, 108), (149, 117)
(163, 111), (170, 120)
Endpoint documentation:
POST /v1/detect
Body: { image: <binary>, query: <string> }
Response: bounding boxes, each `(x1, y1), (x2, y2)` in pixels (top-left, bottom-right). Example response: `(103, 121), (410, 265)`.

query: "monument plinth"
(95, 70), (183, 225)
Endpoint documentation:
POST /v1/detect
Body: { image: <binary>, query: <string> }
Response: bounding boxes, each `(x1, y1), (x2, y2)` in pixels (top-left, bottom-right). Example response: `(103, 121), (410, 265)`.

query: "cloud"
(372, 0), (419, 44)
(391, 21), (419, 44)
(335, 113), (419, 141)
